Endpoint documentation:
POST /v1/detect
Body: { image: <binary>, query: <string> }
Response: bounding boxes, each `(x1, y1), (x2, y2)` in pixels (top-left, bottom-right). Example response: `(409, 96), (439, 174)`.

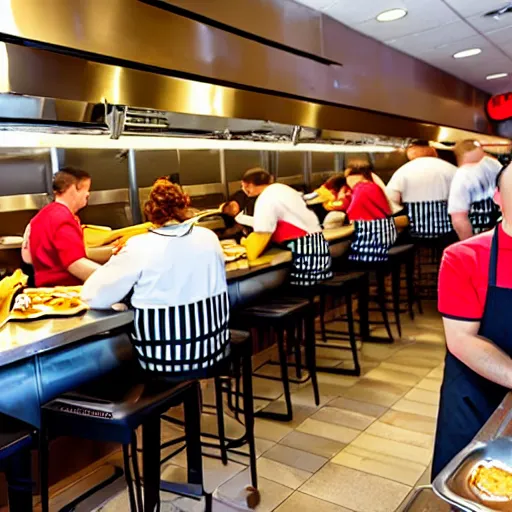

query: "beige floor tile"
(427, 366), (445, 379)
(259, 402), (318, 429)
(217, 468), (293, 512)
(416, 464), (433, 486)
(385, 354), (440, 369)
(364, 367), (422, 387)
(392, 398), (439, 419)
(416, 377), (442, 392)
(328, 396), (387, 418)
(300, 463), (411, 512)
(342, 379), (410, 407)
(263, 444), (327, 473)
(366, 421), (435, 450)
(279, 431), (346, 459)
(254, 419), (293, 442)
(275, 491), (352, 512)
(332, 444), (426, 486)
(379, 362), (432, 377)
(316, 372), (360, 388)
(296, 418), (360, 444)
(289, 386), (335, 408)
(379, 409), (437, 435)
(257, 457), (312, 490)
(162, 458), (245, 494)
(351, 433), (432, 465)
(311, 406), (375, 431)
(405, 388), (440, 406)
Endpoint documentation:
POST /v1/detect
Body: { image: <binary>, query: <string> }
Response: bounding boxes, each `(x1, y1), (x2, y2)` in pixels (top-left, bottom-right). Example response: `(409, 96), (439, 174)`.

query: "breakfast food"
(469, 461), (512, 502)
(0, 270), (28, 327)
(11, 286), (87, 319)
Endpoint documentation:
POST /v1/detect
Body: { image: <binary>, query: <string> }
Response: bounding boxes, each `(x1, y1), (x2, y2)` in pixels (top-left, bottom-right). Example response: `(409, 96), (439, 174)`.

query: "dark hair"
(144, 178), (191, 225)
(496, 164), (509, 190)
(323, 175), (347, 193)
(345, 160), (373, 181)
(53, 167), (91, 194)
(241, 167), (271, 186)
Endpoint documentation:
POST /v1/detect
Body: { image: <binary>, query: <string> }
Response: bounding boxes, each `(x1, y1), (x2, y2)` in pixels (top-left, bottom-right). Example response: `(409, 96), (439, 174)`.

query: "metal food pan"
(432, 437), (512, 511)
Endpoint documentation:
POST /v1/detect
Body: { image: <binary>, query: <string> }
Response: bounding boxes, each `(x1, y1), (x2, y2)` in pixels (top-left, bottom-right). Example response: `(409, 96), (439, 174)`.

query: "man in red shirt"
(22, 167), (100, 286)
(433, 162), (512, 479)
(345, 162), (392, 221)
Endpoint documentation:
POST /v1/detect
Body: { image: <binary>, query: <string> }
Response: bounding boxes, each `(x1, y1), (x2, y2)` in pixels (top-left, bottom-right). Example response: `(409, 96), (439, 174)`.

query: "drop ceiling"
(294, 0), (512, 95)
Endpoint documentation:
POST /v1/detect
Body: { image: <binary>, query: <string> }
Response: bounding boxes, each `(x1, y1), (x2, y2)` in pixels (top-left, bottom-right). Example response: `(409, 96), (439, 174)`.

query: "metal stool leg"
(319, 293), (328, 343)
(376, 271), (394, 341)
(242, 345), (258, 489)
(122, 444), (137, 512)
(143, 416), (161, 512)
(131, 432), (144, 512)
(214, 376), (228, 465)
(40, 412), (50, 512)
(5, 449), (33, 512)
(291, 325), (302, 380)
(391, 264), (402, 338)
(345, 291), (361, 376)
(304, 312), (320, 406)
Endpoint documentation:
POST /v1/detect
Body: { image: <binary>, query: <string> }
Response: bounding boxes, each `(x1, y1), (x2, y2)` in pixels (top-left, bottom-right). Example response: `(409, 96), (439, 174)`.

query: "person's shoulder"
(445, 230), (493, 262)
(36, 202), (73, 224)
(193, 225), (221, 242)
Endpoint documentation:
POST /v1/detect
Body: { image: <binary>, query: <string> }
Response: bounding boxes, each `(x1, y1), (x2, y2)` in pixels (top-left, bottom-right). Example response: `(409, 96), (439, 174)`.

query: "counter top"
(0, 309), (134, 367)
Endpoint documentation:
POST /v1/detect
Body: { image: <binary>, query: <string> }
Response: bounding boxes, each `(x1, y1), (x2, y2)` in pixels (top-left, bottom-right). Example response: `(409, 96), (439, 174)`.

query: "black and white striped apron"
(469, 197), (500, 234)
(405, 200), (453, 239)
(131, 291), (231, 377)
(349, 218), (397, 263)
(285, 232), (333, 286)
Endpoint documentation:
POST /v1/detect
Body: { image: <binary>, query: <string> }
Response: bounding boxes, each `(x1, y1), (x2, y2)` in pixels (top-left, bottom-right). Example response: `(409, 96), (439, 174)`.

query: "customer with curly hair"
(81, 177), (230, 376)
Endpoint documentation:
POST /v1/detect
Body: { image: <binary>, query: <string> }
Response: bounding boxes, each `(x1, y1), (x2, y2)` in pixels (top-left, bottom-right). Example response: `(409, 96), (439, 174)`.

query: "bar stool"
(161, 330), (258, 489)
(0, 413), (36, 511)
(231, 296), (319, 422)
(39, 369), (208, 512)
(315, 271), (368, 376)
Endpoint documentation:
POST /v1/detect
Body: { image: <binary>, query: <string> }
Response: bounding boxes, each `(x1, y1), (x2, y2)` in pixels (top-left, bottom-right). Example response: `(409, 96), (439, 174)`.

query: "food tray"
(432, 436), (512, 511)
(8, 303), (88, 322)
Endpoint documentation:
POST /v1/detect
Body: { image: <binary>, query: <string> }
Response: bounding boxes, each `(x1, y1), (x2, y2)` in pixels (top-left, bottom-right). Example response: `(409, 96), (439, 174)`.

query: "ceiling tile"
(385, 20), (477, 53)
(326, 0), (459, 42)
(441, 0), (510, 18)
(323, 0), (408, 26)
(486, 26), (512, 45)
(292, 0), (337, 11)
(465, 11), (512, 34)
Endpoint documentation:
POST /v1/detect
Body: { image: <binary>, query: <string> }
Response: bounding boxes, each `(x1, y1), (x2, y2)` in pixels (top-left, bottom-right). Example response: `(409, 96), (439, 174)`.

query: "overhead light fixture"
(486, 72), (509, 80)
(453, 48), (482, 59)
(376, 8), (407, 22)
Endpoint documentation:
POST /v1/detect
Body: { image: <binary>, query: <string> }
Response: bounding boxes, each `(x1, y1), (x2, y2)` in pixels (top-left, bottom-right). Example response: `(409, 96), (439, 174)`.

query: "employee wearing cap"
(448, 140), (502, 240)
(433, 162), (512, 478)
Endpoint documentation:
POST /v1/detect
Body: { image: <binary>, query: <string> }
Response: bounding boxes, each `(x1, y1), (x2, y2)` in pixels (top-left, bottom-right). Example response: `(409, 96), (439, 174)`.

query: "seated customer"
(241, 168), (332, 286)
(81, 178), (230, 376)
(345, 161), (392, 221)
(218, 200), (252, 241)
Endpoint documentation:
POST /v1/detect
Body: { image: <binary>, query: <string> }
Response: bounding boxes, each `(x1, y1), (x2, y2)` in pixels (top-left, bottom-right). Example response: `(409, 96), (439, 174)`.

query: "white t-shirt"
(448, 156), (502, 214)
(253, 183), (321, 234)
(386, 157), (457, 203)
(81, 223), (227, 309)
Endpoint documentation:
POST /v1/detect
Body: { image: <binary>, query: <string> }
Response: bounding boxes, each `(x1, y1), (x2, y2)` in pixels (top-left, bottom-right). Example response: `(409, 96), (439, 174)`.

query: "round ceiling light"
(486, 72), (508, 80)
(453, 48), (482, 59)
(376, 8), (408, 22)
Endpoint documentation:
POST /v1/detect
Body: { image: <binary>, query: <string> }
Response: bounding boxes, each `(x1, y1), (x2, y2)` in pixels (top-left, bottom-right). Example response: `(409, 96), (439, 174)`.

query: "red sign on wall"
(487, 92), (512, 122)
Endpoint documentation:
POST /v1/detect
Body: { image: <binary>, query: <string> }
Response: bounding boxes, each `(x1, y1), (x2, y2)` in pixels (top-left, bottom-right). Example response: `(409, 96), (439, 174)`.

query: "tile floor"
(95, 300), (445, 512)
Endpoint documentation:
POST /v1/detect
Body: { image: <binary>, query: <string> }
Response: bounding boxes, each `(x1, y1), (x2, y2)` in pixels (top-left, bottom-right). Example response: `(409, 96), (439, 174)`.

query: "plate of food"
(9, 286), (88, 321)
(221, 240), (247, 263)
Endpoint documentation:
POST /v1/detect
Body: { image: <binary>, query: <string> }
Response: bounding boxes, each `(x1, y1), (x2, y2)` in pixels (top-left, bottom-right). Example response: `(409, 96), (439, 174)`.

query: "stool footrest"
(160, 480), (204, 500)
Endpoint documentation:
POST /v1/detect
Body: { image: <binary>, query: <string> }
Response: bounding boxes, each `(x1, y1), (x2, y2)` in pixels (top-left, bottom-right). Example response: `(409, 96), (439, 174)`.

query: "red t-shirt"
(29, 202), (86, 287)
(438, 225), (512, 321)
(272, 220), (307, 244)
(346, 182), (391, 221)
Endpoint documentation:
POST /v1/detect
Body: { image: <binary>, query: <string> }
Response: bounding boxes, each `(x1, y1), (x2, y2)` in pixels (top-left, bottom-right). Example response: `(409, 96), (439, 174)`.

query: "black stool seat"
(0, 414), (34, 460)
(317, 271), (366, 289)
(43, 375), (194, 443)
(388, 243), (414, 258)
(40, 369), (208, 512)
(239, 297), (311, 319)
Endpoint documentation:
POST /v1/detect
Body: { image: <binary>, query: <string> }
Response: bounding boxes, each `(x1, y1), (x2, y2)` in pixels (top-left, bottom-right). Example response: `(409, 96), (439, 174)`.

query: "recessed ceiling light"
(376, 8), (407, 22)
(453, 48), (482, 59)
(486, 72), (508, 80)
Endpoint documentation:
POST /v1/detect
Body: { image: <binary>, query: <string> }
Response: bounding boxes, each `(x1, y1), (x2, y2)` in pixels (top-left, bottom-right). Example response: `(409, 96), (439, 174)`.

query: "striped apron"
(405, 200), (453, 239)
(349, 218), (397, 263)
(131, 291), (231, 377)
(285, 232), (333, 286)
(469, 197), (500, 234)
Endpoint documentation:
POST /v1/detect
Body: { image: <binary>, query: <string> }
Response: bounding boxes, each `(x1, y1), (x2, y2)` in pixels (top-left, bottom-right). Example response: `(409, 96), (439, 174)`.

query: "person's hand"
(111, 302), (128, 312)
(240, 237), (247, 247)
(112, 239), (126, 256)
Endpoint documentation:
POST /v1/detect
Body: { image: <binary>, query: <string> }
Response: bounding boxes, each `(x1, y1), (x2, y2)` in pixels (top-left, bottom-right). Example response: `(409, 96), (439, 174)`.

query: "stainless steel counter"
(0, 310), (133, 367)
